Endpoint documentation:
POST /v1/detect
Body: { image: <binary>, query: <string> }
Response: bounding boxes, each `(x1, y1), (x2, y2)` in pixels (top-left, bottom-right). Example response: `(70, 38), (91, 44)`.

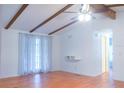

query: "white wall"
(53, 22), (102, 76)
(0, 30), (19, 78)
(51, 35), (61, 71)
(52, 12), (124, 80)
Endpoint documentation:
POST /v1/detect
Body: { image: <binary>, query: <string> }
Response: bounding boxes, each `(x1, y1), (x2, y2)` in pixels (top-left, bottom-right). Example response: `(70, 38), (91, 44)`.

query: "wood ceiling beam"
(107, 4), (124, 7)
(104, 4), (116, 19)
(5, 4), (29, 29)
(30, 4), (74, 33)
(90, 4), (116, 19)
(48, 20), (78, 35)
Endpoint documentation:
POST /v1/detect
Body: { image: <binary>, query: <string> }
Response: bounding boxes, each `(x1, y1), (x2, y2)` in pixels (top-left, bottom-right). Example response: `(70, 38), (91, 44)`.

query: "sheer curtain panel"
(18, 33), (52, 75)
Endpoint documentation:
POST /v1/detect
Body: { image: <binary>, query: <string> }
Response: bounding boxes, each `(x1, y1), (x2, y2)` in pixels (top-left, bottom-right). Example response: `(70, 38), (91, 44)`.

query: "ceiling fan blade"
(63, 11), (80, 14)
(70, 14), (96, 21)
(90, 4), (116, 19)
(90, 14), (96, 19)
(70, 16), (78, 20)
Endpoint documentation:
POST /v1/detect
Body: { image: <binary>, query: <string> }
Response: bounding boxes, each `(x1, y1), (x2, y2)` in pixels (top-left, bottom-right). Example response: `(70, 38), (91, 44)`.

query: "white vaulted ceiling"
(0, 4), (22, 28)
(11, 4), (67, 33)
(0, 4), (124, 34)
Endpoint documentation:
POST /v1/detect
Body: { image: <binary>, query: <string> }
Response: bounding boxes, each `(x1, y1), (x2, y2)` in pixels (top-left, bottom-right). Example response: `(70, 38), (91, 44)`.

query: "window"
(35, 38), (41, 71)
(19, 34), (51, 75)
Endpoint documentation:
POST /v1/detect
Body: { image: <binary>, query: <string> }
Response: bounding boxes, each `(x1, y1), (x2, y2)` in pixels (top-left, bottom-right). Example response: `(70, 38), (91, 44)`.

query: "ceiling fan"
(64, 4), (96, 21)
(63, 4), (116, 21)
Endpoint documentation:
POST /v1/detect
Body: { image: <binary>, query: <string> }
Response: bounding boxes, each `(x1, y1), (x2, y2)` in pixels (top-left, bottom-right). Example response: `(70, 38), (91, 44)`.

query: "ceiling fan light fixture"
(78, 4), (92, 22)
(81, 4), (90, 13)
(85, 14), (92, 21)
(78, 14), (85, 21)
(78, 14), (92, 22)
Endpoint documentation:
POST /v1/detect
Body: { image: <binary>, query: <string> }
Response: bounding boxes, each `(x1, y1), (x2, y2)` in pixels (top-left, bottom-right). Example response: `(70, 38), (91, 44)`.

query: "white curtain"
(18, 33), (52, 75)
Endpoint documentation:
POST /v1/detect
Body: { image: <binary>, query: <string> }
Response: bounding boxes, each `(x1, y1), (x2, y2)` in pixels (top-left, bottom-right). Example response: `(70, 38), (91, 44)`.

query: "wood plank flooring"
(0, 71), (124, 88)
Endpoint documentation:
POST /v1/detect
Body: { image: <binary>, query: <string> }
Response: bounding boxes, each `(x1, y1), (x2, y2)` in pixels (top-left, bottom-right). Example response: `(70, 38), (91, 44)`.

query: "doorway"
(101, 32), (113, 73)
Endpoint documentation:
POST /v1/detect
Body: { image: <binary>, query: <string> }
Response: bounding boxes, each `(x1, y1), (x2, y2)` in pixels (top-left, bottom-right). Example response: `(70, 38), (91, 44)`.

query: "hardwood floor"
(0, 71), (124, 88)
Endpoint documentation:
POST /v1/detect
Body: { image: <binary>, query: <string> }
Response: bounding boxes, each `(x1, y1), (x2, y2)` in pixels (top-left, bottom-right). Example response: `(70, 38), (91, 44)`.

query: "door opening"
(101, 32), (113, 74)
